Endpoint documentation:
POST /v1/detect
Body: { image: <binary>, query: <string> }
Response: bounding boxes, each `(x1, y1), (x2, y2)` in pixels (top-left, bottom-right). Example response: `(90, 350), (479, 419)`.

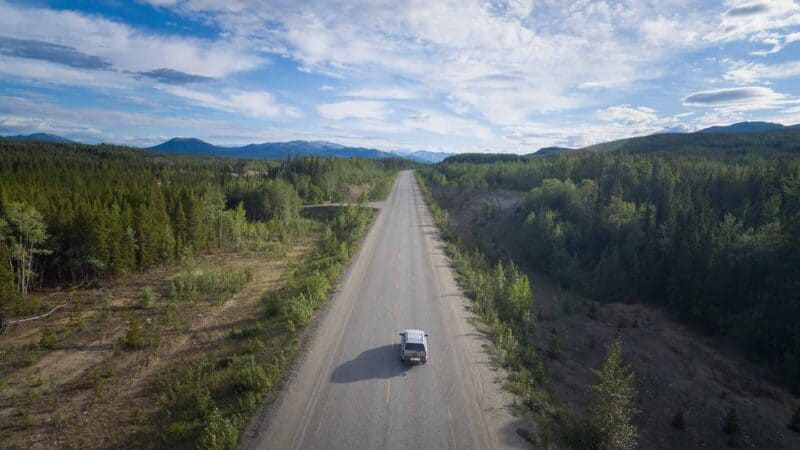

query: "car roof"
(401, 329), (426, 343)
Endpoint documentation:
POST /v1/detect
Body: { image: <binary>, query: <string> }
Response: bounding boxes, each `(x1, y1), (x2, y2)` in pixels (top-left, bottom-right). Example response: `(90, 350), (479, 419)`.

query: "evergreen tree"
(586, 338), (638, 450)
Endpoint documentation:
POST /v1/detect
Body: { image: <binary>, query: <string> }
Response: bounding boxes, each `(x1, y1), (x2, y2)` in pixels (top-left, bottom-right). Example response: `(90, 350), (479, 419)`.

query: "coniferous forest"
(0, 141), (401, 317)
(421, 133), (800, 391)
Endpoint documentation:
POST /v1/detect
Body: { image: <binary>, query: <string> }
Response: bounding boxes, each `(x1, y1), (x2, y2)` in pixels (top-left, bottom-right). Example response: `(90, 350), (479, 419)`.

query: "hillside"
(698, 121), (788, 134)
(570, 128), (800, 156)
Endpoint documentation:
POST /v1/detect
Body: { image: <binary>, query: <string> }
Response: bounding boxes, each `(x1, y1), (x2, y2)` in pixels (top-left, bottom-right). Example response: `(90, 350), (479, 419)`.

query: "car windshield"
(405, 343), (425, 352)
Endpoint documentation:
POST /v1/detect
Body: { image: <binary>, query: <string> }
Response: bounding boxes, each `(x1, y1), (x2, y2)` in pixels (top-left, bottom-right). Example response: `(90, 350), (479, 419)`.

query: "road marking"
(385, 378), (392, 405)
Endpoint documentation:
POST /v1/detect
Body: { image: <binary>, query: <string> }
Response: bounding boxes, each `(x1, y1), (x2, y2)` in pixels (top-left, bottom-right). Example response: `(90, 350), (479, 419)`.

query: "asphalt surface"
(245, 170), (529, 450)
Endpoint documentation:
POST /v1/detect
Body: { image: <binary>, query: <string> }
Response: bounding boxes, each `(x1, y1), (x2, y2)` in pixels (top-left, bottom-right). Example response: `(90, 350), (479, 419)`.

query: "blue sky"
(1, 0), (800, 153)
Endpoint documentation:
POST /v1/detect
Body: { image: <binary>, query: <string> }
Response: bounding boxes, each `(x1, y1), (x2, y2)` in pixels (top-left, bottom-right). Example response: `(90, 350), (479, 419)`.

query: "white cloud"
(317, 101), (389, 120)
(153, 0), (706, 128)
(682, 86), (787, 109)
(0, 2), (262, 78)
(401, 110), (494, 140)
(343, 87), (418, 100)
(163, 86), (301, 118)
(708, 0), (800, 54)
(725, 60), (800, 83)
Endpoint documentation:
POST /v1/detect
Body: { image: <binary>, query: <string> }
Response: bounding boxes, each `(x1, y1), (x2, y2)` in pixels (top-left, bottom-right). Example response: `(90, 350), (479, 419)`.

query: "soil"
(0, 240), (314, 449)
(438, 186), (800, 449)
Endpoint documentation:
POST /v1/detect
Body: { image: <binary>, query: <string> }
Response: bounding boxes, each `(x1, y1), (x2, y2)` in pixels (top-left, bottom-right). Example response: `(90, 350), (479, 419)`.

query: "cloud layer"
(0, 0), (799, 152)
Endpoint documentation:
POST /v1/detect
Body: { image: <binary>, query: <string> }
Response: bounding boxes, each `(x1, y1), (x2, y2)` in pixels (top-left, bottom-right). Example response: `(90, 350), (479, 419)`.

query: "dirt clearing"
(0, 240), (314, 449)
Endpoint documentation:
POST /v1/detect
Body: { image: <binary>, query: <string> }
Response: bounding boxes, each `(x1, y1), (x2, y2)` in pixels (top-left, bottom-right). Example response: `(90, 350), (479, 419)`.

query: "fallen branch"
(3, 303), (67, 327)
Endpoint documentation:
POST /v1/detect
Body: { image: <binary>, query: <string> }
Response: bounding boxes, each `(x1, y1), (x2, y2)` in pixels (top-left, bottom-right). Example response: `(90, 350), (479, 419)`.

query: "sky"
(1, 0), (800, 153)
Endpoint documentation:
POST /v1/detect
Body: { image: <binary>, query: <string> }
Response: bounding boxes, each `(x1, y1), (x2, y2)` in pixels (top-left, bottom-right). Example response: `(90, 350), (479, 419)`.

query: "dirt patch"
(0, 241), (314, 449)
(440, 187), (800, 449)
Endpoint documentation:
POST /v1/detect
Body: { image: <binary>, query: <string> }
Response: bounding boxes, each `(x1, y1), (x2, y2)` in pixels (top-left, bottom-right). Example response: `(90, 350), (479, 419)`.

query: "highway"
(244, 170), (529, 450)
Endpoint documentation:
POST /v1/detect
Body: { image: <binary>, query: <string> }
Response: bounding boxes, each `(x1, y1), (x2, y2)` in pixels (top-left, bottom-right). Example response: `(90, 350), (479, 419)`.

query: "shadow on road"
(330, 344), (410, 383)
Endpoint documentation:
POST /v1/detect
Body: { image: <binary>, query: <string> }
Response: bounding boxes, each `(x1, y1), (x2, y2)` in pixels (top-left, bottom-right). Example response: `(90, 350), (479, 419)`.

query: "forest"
(0, 141), (402, 319)
(421, 134), (800, 392)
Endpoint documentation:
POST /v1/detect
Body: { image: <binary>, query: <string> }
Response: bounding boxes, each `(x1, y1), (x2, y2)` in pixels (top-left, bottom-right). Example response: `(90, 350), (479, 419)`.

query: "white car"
(399, 329), (429, 364)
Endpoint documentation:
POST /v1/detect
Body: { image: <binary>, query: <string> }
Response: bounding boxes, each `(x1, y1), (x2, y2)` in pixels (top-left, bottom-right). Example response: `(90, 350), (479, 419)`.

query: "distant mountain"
(148, 137), (454, 162)
(394, 150), (452, 163)
(697, 121), (786, 134)
(2, 132), (75, 143)
(149, 137), (220, 154)
(148, 138), (394, 159)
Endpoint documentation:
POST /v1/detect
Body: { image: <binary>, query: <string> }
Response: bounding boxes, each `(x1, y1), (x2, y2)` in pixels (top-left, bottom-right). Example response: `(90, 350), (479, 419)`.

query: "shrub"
(228, 323), (262, 340)
(231, 357), (268, 394)
(39, 327), (57, 349)
(162, 301), (181, 328)
(197, 408), (237, 450)
(118, 316), (160, 350)
(138, 287), (157, 308)
(546, 337), (562, 360)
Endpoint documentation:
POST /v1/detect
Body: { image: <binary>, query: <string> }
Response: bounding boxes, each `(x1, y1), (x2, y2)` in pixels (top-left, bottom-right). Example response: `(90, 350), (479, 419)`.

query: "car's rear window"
(405, 343), (425, 352)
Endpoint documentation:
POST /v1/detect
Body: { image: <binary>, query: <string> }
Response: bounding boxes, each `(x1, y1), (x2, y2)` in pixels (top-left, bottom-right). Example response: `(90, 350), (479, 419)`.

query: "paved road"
(245, 170), (529, 450)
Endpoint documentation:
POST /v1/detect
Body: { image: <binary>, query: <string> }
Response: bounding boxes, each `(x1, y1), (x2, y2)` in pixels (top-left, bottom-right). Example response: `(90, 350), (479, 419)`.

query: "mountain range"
(4, 120), (799, 162)
(147, 137), (453, 163)
(1, 132), (76, 143)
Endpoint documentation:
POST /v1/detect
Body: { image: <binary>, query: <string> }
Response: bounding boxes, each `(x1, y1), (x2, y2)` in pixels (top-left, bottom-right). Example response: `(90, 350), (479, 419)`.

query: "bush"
(39, 327), (57, 349)
(197, 408), (238, 450)
(228, 324), (262, 340)
(231, 357), (268, 394)
(118, 317), (160, 350)
(138, 287), (157, 308)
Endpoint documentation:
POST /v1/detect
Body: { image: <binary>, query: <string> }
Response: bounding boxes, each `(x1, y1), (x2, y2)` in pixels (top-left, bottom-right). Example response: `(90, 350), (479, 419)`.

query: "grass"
(148, 205), (374, 449)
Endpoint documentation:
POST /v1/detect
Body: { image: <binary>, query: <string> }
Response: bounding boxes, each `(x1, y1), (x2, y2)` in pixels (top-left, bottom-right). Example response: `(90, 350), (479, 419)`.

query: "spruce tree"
(587, 338), (638, 450)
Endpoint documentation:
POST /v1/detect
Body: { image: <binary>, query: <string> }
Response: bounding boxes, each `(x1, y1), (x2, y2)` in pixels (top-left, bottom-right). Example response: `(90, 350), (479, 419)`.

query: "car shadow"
(330, 343), (410, 383)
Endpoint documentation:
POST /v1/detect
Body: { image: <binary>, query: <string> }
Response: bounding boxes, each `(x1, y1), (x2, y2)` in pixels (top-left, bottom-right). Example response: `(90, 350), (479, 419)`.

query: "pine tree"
(587, 338), (638, 450)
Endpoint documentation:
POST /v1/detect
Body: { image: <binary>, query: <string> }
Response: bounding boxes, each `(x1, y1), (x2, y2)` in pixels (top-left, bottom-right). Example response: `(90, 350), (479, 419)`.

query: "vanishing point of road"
(244, 170), (529, 450)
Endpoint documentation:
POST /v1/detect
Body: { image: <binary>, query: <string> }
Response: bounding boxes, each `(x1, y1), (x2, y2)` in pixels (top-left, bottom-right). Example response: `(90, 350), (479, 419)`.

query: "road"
(244, 170), (529, 450)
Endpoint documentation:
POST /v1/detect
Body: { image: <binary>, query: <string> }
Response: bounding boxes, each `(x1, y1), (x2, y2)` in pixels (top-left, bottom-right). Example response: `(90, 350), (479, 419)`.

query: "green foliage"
(0, 202), (51, 297)
(422, 144), (800, 391)
(169, 267), (252, 304)
(0, 240), (18, 319)
(587, 338), (638, 450)
(197, 408), (238, 450)
(138, 286), (158, 309)
(231, 357), (269, 394)
(117, 316), (160, 350)
(0, 141), (396, 287)
(39, 327), (57, 349)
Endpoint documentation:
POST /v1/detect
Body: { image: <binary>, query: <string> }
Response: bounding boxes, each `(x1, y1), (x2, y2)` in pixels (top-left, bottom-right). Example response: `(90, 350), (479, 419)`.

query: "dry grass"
(0, 240), (315, 449)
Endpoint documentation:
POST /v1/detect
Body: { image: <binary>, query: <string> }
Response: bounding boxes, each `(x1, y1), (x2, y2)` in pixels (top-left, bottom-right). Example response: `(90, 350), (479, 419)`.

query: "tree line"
(0, 141), (399, 318)
(423, 145), (800, 391)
